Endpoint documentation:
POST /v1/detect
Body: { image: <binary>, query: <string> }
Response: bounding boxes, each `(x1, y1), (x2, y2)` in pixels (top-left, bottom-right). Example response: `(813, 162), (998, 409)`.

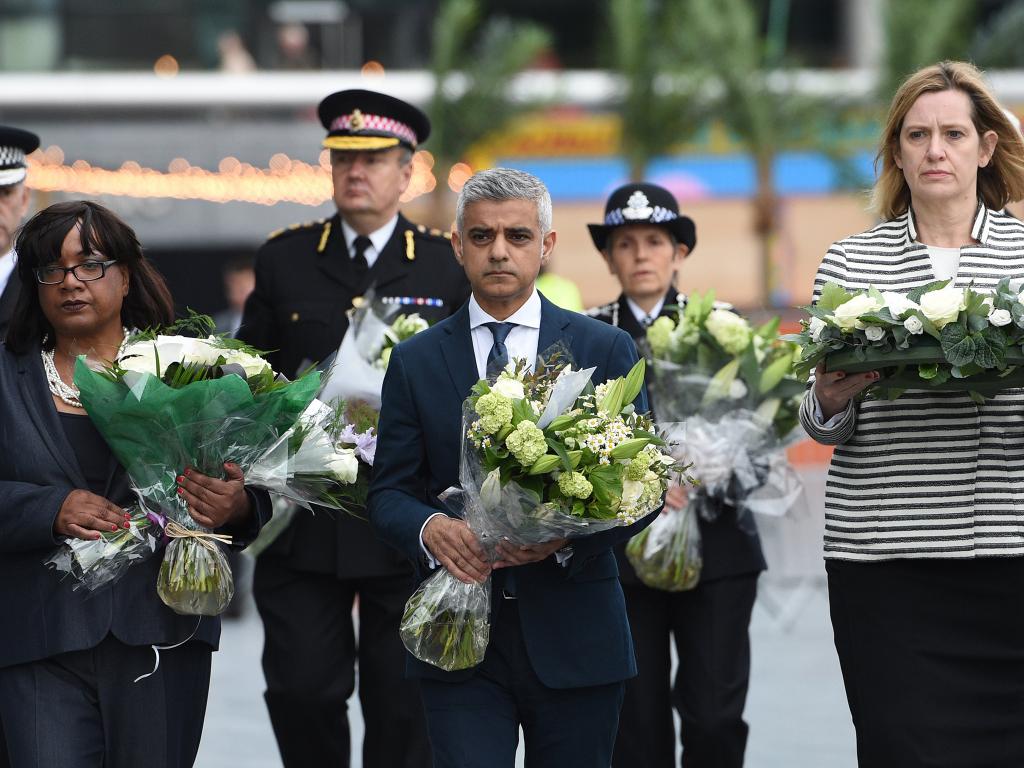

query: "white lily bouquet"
(47, 315), (322, 615)
(400, 353), (687, 672)
(786, 278), (1024, 400)
(247, 397), (377, 513)
(636, 291), (805, 583)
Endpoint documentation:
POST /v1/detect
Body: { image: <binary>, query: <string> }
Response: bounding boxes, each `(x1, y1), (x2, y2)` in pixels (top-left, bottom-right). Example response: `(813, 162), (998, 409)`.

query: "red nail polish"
(110, 524), (118, 531)
(176, 475), (184, 484)
(184, 468), (191, 476)
(177, 488), (185, 496)
(123, 522), (130, 529)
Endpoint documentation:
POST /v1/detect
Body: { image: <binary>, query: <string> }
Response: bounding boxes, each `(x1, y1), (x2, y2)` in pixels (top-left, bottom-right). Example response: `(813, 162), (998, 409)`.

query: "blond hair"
(872, 61), (1024, 220)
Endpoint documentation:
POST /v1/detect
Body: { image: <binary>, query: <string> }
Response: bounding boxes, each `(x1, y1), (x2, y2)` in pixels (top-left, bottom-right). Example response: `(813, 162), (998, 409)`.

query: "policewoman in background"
(587, 183), (765, 768)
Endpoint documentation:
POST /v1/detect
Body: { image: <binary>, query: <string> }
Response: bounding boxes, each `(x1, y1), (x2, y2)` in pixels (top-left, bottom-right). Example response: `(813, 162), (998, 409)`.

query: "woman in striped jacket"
(801, 61), (1024, 767)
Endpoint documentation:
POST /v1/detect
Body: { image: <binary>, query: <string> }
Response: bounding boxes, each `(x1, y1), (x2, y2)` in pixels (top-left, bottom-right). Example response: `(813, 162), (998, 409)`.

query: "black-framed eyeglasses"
(34, 259), (119, 285)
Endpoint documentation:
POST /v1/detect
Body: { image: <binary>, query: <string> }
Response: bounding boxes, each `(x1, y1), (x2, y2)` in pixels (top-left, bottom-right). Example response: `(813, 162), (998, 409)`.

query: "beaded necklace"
(41, 327), (130, 408)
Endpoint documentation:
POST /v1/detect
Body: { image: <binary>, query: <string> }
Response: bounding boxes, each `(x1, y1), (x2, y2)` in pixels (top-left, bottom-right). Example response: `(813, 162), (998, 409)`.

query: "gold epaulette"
(415, 222), (453, 240)
(265, 218), (328, 243)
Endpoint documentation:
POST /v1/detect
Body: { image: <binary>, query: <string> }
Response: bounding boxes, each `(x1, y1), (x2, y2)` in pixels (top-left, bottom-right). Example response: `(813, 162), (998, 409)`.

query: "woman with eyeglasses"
(0, 201), (272, 768)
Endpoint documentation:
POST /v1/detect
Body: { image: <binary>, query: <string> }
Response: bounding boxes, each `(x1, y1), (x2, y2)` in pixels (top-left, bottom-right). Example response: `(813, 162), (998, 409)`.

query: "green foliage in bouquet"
(625, 504), (702, 592)
(645, 290), (806, 437)
(785, 278), (1024, 400)
(465, 358), (681, 525)
(400, 576), (489, 672)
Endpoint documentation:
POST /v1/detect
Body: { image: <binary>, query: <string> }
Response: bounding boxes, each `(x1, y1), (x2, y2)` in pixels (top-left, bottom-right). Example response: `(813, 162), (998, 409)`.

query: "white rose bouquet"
(786, 278), (1024, 400)
(645, 291), (805, 439)
(320, 291), (431, 409)
(400, 353), (688, 672)
(639, 292), (806, 568)
(50, 314), (321, 615)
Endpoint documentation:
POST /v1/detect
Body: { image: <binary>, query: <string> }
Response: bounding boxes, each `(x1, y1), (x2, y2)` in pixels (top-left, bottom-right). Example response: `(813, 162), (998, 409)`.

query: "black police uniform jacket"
(238, 211), (471, 577)
(587, 288), (767, 586)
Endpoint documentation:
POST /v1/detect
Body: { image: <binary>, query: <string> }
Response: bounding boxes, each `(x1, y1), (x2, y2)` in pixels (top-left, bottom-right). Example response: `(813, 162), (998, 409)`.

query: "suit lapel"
(614, 294), (645, 339)
(537, 293), (574, 366)
(17, 351), (88, 486)
(315, 214), (367, 295)
(439, 303), (479, 400)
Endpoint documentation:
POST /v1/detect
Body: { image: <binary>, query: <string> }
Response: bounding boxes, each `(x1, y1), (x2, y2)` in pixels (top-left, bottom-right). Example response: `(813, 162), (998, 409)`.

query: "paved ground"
(196, 466), (858, 767)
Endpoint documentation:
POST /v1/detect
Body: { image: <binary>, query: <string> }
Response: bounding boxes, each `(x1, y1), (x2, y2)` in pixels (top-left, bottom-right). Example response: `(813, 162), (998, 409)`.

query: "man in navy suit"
(369, 167), (661, 767)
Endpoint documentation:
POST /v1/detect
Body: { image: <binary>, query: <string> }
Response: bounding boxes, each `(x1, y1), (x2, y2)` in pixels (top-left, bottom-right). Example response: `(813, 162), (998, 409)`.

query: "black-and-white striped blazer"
(799, 204), (1024, 561)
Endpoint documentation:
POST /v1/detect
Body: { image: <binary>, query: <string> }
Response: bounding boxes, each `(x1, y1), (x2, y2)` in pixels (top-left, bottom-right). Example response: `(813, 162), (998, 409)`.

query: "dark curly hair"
(5, 200), (174, 354)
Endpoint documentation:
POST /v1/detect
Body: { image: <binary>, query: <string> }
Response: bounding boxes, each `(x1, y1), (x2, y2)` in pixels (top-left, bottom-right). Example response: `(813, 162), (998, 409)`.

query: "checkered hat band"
(604, 206), (678, 226)
(0, 145), (26, 170)
(329, 114), (417, 146)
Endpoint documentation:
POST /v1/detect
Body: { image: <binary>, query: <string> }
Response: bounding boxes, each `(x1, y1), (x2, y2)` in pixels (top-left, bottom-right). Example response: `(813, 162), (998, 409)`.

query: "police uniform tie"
(351, 235), (372, 278)
(484, 321), (517, 379)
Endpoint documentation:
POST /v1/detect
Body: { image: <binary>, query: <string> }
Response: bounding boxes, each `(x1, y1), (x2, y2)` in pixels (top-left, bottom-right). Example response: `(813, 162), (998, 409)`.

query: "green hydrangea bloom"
(626, 450), (652, 481)
(705, 309), (752, 356)
(475, 392), (513, 434)
(558, 470), (593, 500)
(505, 420), (547, 466)
(673, 316), (700, 348)
(647, 316), (676, 358)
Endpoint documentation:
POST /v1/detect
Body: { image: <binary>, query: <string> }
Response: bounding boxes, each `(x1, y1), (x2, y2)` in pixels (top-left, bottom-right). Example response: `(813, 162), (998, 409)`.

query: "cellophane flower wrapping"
(246, 398), (371, 512)
(60, 328), (320, 615)
(625, 501), (702, 591)
(45, 505), (160, 591)
(244, 397), (378, 556)
(320, 289), (431, 410)
(400, 353), (684, 672)
(644, 292), (806, 548)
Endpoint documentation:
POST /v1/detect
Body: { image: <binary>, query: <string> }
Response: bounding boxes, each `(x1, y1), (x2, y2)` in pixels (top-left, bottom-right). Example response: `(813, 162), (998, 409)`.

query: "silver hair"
(455, 167), (552, 233)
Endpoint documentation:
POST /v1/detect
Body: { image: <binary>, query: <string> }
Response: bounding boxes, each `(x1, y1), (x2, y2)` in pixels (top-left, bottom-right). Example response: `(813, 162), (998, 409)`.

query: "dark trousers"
(614, 574), (758, 768)
(0, 633), (210, 768)
(254, 554), (431, 768)
(828, 557), (1024, 768)
(420, 599), (625, 768)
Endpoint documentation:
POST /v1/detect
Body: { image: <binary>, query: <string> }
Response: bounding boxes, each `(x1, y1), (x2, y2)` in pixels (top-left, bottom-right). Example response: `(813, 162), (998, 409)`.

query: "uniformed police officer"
(237, 89), (470, 768)
(586, 183), (766, 768)
(0, 125), (40, 340)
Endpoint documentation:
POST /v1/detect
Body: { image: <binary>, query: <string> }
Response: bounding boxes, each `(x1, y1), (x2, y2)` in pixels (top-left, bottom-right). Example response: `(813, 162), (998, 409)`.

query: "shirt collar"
(625, 295), (665, 325)
(468, 288), (542, 330)
(906, 201), (991, 246)
(340, 214), (399, 256)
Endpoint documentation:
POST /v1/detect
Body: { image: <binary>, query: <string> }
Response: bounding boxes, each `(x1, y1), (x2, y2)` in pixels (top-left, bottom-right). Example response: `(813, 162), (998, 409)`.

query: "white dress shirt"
(340, 214), (398, 269)
(625, 295), (665, 327)
(467, 288), (542, 378)
(0, 250), (16, 299)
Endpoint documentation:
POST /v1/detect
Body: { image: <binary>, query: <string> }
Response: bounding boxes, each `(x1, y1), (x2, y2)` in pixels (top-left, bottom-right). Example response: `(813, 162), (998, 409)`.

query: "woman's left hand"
(176, 462), (251, 529)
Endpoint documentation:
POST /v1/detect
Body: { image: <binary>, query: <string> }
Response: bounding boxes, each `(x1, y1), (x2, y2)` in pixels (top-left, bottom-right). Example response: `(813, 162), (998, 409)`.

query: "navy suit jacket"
(368, 294), (659, 688)
(0, 345), (272, 669)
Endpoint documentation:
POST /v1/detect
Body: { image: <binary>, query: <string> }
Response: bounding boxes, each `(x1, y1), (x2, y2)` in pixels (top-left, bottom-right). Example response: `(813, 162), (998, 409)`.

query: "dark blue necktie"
(484, 322), (517, 379)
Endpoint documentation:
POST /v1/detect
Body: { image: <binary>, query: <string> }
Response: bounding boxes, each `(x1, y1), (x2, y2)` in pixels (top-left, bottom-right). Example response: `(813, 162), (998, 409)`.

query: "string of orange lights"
(23, 147), (454, 206)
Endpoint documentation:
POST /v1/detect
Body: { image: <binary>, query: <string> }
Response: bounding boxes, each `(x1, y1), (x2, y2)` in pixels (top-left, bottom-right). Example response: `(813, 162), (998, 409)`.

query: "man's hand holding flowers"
(422, 516), (491, 585)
